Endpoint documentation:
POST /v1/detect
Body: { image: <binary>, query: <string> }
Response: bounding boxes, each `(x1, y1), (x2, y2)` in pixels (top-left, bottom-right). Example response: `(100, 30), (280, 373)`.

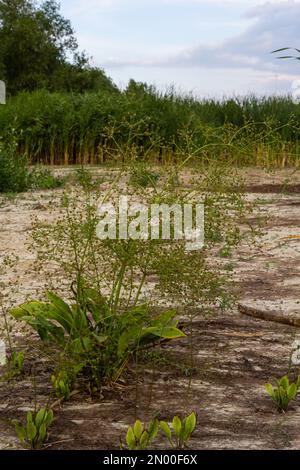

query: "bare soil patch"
(0, 167), (299, 450)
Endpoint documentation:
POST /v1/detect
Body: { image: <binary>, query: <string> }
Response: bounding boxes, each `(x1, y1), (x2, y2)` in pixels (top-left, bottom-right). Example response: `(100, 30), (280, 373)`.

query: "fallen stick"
(238, 303), (300, 327)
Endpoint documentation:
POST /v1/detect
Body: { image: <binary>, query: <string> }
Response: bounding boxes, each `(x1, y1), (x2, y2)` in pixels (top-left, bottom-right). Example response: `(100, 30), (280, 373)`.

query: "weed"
(265, 375), (300, 412)
(74, 167), (94, 189)
(51, 369), (74, 401)
(0, 138), (29, 193)
(12, 408), (54, 449)
(160, 412), (197, 449)
(11, 290), (185, 389)
(123, 419), (159, 450)
(3, 350), (24, 380)
(123, 412), (197, 450)
(129, 163), (160, 188)
(29, 167), (65, 190)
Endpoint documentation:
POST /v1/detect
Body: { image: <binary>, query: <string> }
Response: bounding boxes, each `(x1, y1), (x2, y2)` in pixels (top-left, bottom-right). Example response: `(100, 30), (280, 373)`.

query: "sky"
(60, 0), (300, 97)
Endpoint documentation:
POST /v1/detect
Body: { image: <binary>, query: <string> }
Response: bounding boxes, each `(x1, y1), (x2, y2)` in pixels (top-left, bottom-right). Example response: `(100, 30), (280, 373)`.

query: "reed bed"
(0, 89), (300, 167)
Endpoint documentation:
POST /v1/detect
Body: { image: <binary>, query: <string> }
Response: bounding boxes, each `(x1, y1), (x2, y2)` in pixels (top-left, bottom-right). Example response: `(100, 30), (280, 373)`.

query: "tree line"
(0, 0), (118, 95)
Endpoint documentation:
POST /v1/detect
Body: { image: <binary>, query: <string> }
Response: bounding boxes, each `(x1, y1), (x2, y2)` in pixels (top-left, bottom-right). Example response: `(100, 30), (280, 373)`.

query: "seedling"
(51, 370), (73, 401)
(2, 350), (24, 380)
(265, 375), (300, 412)
(160, 412), (197, 449)
(12, 408), (54, 449)
(123, 419), (159, 450)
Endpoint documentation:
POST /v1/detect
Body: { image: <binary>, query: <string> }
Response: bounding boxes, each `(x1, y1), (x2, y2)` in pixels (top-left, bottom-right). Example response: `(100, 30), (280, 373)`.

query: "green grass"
(1, 88), (300, 167)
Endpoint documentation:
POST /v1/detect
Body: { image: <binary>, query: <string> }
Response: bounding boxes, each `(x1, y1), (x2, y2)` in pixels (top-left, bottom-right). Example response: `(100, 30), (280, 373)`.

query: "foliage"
(123, 413), (197, 450)
(123, 419), (159, 450)
(0, 89), (299, 166)
(13, 162), (254, 393)
(265, 375), (300, 412)
(11, 290), (185, 387)
(2, 350), (24, 381)
(160, 412), (197, 449)
(51, 369), (73, 401)
(29, 167), (65, 190)
(0, 135), (65, 193)
(12, 408), (54, 449)
(272, 47), (300, 60)
(0, 0), (117, 95)
(0, 138), (29, 192)
(129, 163), (160, 188)
(74, 167), (94, 189)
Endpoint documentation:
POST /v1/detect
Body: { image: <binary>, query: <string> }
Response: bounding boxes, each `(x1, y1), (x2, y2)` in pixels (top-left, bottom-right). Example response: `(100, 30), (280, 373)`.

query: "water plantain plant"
(10, 288), (185, 388)
(12, 408), (54, 450)
(123, 419), (159, 450)
(159, 412), (197, 449)
(123, 412), (197, 450)
(265, 375), (300, 412)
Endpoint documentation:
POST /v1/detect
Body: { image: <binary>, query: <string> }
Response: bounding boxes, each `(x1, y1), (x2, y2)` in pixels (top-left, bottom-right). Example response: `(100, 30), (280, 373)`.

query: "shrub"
(11, 290), (185, 388)
(0, 139), (29, 193)
(29, 167), (65, 190)
(13, 163), (255, 392)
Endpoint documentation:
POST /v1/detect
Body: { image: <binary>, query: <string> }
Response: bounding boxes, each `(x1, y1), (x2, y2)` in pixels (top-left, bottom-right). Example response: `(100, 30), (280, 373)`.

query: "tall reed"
(0, 89), (299, 167)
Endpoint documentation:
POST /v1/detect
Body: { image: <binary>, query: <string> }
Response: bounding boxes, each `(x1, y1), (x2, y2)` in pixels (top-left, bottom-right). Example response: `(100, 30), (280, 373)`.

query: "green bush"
(11, 289), (185, 388)
(29, 167), (65, 190)
(0, 139), (29, 192)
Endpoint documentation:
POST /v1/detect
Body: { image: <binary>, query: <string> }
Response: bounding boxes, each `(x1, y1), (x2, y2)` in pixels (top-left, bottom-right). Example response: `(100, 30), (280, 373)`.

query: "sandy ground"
(0, 167), (299, 450)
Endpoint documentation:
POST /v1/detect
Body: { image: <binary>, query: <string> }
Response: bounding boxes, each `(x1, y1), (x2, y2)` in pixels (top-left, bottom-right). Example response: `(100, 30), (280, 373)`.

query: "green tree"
(0, 0), (117, 94)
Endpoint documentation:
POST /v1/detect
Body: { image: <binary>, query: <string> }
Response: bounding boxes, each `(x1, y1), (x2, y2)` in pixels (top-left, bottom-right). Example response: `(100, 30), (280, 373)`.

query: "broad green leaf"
(26, 421), (37, 441)
(151, 310), (176, 327)
(126, 426), (136, 450)
(133, 420), (143, 440)
(265, 383), (275, 398)
(38, 423), (47, 443)
(172, 416), (182, 437)
(184, 412), (197, 437)
(11, 307), (65, 344)
(117, 326), (141, 356)
(44, 410), (54, 427)
(160, 421), (172, 441)
(35, 409), (47, 429)
(287, 383), (297, 400)
(13, 422), (26, 442)
(148, 419), (159, 440)
(46, 291), (74, 333)
(140, 431), (149, 449)
(278, 376), (289, 389)
(91, 333), (107, 345)
(141, 325), (185, 340)
(84, 287), (108, 323)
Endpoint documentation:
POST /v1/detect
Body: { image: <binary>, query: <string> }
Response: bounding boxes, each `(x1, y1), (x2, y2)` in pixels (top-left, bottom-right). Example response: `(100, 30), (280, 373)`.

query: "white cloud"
(101, 0), (300, 77)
